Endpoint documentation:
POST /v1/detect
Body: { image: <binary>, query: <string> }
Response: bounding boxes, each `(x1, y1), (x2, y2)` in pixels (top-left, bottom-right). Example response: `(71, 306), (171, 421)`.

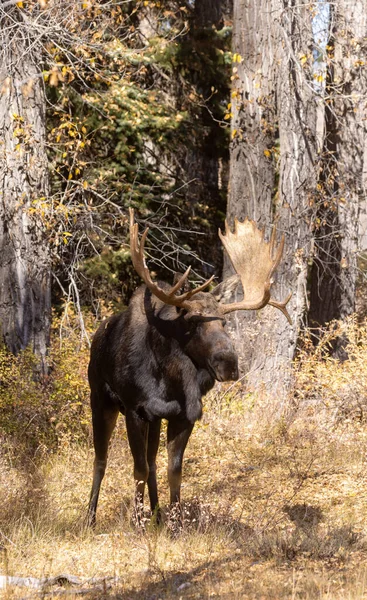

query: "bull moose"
(87, 208), (291, 527)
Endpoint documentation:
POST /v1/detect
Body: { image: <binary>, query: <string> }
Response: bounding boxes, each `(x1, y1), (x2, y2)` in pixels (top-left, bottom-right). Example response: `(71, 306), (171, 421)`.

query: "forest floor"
(2, 390), (367, 599)
(2, 319), (367, 599)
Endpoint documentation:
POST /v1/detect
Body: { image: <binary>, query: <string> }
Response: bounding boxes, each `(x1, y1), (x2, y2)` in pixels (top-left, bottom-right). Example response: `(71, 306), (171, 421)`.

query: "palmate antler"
(129, 209), (291, 323)
(129, 208), (214, 308)
(218, 218), (292, 323)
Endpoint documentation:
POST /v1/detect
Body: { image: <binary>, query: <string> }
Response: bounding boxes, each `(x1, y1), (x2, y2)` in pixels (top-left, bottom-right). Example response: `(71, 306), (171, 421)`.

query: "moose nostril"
(211, 351), (239, 380)
(231, 367), (239, 381)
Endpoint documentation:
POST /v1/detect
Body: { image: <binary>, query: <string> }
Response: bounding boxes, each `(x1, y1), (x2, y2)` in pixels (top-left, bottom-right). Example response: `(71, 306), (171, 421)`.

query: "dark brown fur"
(87, 282), (239, 527)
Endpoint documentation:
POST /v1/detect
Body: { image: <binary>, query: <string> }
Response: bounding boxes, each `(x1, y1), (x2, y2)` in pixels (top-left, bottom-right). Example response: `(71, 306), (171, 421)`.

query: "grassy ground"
(2, 318), (367, 598)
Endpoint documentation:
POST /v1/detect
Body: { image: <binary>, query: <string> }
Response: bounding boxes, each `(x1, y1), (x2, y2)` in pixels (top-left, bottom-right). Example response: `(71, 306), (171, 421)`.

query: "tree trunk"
(225, 0), (317, 394)
(0, 24), (51, 374)
(227, 0), (279, 228)
(309, 1), (367, 336)
(271, 0), (317, 369)
(223, 0), (280, 379)
(194, 0), (225, 27)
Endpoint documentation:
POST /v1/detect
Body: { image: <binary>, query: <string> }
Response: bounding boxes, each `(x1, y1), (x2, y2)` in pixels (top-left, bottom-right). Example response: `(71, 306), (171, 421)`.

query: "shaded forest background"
(1, 0), (366, 392)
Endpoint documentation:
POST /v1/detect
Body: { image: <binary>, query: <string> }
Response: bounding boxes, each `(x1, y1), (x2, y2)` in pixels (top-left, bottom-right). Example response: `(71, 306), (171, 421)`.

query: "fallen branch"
(0, 573), (114, 594)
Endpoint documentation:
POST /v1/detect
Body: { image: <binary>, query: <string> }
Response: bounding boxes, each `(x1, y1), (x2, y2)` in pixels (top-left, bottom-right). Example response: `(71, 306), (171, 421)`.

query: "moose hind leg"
(147, 419), (162, 521)
(125, 410), (149, 523)
(167, 418), (194, 506)
(87, 396), (118, 528)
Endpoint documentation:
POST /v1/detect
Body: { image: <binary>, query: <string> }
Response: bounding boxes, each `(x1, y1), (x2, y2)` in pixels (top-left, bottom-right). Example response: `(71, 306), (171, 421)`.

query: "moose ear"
(172, 271), (192, 294)
(211, 274), (241, 303)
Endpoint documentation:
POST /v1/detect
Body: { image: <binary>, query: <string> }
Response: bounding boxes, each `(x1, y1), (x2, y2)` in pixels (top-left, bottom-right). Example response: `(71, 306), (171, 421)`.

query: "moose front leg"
(125, 410), (149, 523)
(167, 418), (194, 505)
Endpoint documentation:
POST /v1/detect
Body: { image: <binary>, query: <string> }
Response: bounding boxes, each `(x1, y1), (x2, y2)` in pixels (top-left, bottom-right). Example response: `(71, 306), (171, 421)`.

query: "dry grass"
(2, 318), (367, 599)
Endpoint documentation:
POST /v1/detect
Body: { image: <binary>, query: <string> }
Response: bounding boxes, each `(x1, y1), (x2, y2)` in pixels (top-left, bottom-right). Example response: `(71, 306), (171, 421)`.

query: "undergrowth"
(294, 316), (367, 425)
(0, 308), (92, 460)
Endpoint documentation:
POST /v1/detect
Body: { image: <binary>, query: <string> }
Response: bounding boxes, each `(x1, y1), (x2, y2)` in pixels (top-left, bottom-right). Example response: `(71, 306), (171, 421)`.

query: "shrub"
(0, 308), (93, 461)
(294, 316), (367, 425)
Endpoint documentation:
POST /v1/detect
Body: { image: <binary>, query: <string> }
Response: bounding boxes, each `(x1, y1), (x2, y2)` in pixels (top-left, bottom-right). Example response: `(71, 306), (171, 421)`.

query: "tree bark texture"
(309, 0), (367, 329)
(227, 0), (279, 228)
(0, 19), (51, 373)
(271, 0), (317, 367)
(225, 0), (317, 394)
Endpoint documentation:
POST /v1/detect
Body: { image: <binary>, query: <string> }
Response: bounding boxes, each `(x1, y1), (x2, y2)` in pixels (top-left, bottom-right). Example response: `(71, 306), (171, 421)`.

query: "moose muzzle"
(209, 350), (239, 382)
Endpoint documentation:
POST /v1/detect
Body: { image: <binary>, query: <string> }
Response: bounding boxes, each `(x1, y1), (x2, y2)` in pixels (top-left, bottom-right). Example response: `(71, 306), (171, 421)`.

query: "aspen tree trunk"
(225, 0), (317, 394)
(270, 0), (317, 371)
(0, 27), (51, 374)
(227, 0), (279, 228)
(309, 1), (367, 335)
(224, 0), (280, 377)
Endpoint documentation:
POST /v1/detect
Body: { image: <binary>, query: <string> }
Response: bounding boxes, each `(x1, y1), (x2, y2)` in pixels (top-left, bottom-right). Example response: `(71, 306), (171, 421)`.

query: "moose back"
(87, 209), (291, 526)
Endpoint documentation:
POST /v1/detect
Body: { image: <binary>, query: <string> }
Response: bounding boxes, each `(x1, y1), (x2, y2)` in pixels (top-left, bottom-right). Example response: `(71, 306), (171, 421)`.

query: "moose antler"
(218, 218), (292, 323)
(129, 208), (214, 308)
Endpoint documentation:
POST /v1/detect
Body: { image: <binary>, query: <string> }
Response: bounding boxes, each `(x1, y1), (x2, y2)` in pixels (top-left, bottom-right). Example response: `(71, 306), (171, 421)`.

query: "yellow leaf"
(49, 70), (59, 87)
(314, 73), (324, 82)
(83, 181), (89, 189)
(264, 149), (271, 158)
(16, 1), (23, 7)
(340, 257), (348, 269)
(231, 129), (237, 139)
(299, 54), (308, 65)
